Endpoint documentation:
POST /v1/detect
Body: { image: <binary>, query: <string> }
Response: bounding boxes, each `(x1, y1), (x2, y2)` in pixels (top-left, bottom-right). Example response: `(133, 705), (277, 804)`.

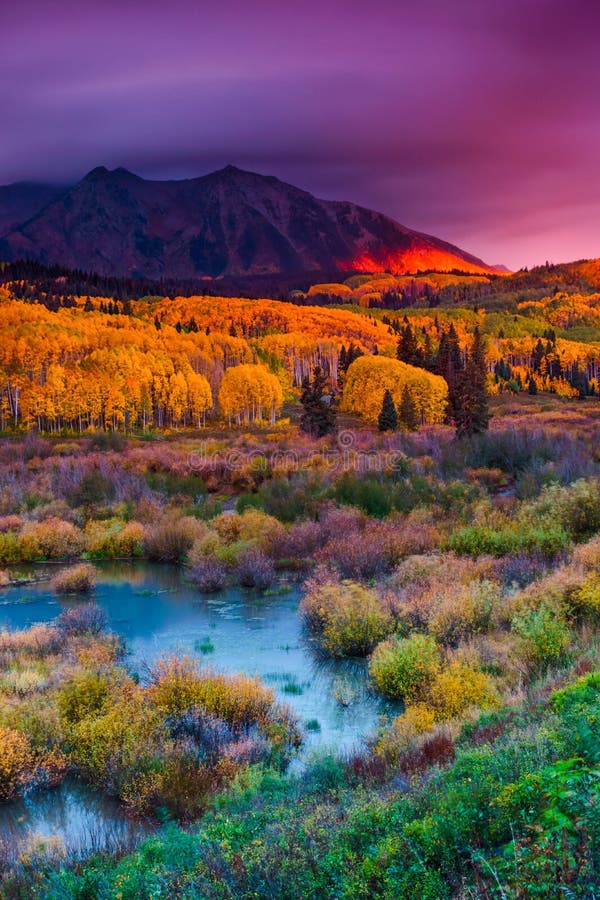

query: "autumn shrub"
(276, 519), (322, 562)
(56, 603), (107, 636)
(496, 551), (551, 588)
(369, 633), (442, 699)
(51, 563), (97, 595)
(511, 603), (571, 669)
(238, 508), (286, 554)
(0, 663), (49, 695)
(67, 693), (166, 804)
(318, 515), (440, 580)
(0, 727), (37, 800)
(210, 512), (244, 543)
(21, 517), (85, 560)
(132, 744), (236, 821)
(426, 579), (498, 645)
(148, 657), (282, 731)
(0, 514), (22, 533)
(189, 558), (227, 592)
(428, 661), (500, 720)
(0, 531), (27, 565)
(144, 515), (204, 562)
(572, 534), (600, 569)
(235, 548), (275, 590)
(167, 708), (235, 762)
(0, 624), (63, 661)
(374, 703), (438, 762)
(506, 564), (585, 622)
(301, 579), (396, 657)
(85, 518), (145, 558)
(318, 504), (365, 542)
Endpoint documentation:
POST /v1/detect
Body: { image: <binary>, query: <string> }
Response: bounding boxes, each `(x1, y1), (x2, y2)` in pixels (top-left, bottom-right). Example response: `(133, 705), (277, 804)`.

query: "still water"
(0, 562), (398, 858)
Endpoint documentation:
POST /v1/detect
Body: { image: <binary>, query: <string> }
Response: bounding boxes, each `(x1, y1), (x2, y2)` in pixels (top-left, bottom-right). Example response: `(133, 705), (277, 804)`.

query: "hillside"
(0, 165), (497, 279)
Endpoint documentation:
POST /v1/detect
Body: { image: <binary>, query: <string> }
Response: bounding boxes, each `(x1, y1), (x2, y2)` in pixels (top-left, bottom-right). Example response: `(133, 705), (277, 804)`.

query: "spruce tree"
(397, 323), (424, 367)
(300, 366), (337, 437)
(455, 327), (490, 437)
(378, 389), (398, 432)
(527, 375), (538, 395)
(436, 323), (464, 422)
(399, 386), (419, 431)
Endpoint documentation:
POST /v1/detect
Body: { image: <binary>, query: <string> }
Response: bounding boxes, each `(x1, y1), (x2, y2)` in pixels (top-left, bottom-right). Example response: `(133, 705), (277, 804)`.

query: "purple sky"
(2, 0), (599, 269)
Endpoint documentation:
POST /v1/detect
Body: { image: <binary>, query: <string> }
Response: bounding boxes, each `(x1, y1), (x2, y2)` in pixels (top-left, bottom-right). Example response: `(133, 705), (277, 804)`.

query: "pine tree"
(436, 323), (464, 422)
(378, 389), (398, 432)
(396, 323), (424, 367)
(455, 327), (490, 437)
(527, 375), (538, 395)
(399, 386), (419, 430)
(300, 366), (337, 437)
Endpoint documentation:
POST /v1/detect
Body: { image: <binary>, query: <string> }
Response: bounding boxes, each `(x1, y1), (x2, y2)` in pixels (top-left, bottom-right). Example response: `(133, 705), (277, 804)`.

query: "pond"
(0, 561), (399, 859)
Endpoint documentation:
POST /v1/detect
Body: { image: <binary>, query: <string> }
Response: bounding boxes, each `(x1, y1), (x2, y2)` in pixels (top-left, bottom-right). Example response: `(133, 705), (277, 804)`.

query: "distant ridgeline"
(2, 257), (600, 313)
(1, 258), (600, 432)
(0, 259), (339, 305)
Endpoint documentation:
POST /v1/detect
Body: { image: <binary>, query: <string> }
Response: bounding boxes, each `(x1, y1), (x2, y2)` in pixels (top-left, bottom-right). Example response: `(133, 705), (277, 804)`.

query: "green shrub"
(58, 671), (110, 725)
(301, 580), (396, 657)
(369, 633), (442, 699)
(511, 603), (571, 669)
(445, 524), (569, 558)
(521, 478), (600, 541)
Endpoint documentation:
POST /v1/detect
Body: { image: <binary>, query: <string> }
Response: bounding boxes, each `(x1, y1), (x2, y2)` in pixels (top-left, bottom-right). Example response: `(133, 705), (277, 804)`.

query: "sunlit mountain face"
(0, 165), (497, 279)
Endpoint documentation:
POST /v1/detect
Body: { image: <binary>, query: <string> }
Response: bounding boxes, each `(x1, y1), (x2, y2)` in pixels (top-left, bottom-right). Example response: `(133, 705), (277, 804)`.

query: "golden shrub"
(20, 518), (85, 560)
(374, 703), (437, 761)
(51, 563), (97, 595)
(428, 662), (500, 721)
(574, 575), (600, 619)
(85, 519), (145, 558)
(148, 656), (276, 728)
(0, 727), (36, 800)
(301, 580), (396, 657)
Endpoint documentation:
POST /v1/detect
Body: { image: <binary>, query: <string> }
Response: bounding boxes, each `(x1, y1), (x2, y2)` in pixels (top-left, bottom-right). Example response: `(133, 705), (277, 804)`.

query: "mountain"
(0, 165), (498, 279)
(0, 182), (66, 236)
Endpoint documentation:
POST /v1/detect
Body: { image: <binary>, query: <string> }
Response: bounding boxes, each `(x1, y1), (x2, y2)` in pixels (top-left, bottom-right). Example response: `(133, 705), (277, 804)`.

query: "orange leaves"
(341, 355), (448, 425)
(218, 364), (283, 426)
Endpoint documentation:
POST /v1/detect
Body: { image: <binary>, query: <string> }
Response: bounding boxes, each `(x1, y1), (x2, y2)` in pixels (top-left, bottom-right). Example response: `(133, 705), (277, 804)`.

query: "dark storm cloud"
(1, 0), (599, 268)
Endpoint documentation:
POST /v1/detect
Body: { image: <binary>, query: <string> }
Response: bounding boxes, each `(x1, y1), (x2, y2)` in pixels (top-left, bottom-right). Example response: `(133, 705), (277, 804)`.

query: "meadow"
(1, 265), (600, 897)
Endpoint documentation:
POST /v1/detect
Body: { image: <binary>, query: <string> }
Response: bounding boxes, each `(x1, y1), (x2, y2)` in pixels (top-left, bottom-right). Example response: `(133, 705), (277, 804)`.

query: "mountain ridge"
(0, 165), (499, 279)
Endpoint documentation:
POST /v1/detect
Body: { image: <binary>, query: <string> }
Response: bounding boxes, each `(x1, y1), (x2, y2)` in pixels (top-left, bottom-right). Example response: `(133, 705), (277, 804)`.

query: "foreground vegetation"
(0, 394), (598, 896)
(2, 260), (600, 896)
(3, 660), (599, 897)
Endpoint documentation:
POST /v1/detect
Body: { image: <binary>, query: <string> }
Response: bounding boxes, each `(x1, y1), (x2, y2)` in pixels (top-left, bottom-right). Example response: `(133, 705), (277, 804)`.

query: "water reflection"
(0, 561), (400, 855)
(0, 779), (150, 864)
